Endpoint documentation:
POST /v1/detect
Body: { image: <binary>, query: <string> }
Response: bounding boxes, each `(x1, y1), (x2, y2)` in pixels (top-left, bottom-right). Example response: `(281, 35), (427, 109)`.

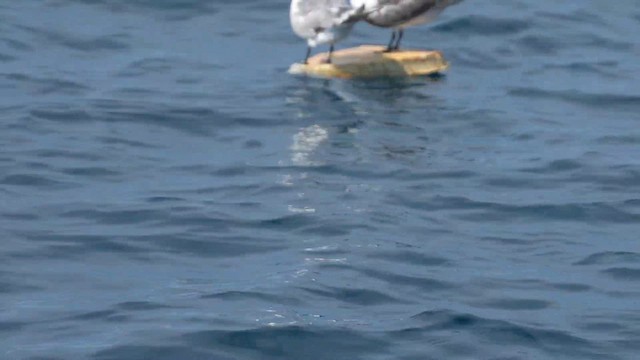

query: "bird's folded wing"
(368, 0), (441, 25)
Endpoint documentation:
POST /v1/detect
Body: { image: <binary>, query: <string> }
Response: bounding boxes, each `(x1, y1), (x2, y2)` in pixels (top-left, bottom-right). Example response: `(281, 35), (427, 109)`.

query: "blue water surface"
(1, 1), (639, 359)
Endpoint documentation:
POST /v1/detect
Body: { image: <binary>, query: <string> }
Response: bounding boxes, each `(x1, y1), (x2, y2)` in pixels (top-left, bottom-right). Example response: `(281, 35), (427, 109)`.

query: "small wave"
(0, 52), (14, 62)
(1, 212), (39, 221)
(0, 37), (32, 51)
(446, 49), (514, 70)
(14, 233), (145, 259)
(97, 136), (159, 149)
(126, 234), (286, 258)
(61, 208), (166, 225)
(569, 169), (640, 190)
(202, 291), (302, 306)
(575, 251), (640, 266)
(0, 173), (67, 187)
(85, 100), (287, 136)
(69, 309), (125, 322)
(116, 301), (174, 311)
(359, 268), (453, 291)
(367, 251), (451, 267)
(597, 135), (640, 145)
(516, 34), (564, 54)
(71, 0), (219, 20)
(3, 73), (90, 95)
(472, 298), (552, 310)
(181, 326), (387, 360)
(30, 108), (91, 122)
(0, 321), (25, 333)
(299, 286), (404, 306)
(16, 25), (130, 52)
(520, 159), (583, 173)
(509, 87), (640, 113)
(392, 195), (640, 223)
(542, 61), (620, 77)
(473, 278), (591, 293)
(537, 10), (606, 26)
(117, 57), (222, 78)
(0, 279), (40, 294)
(483, 176), (556, 189)
(31, 149), (105, 161)
(602, 267), (640, 281)
(404, 310), (605, 358)
(94, 345), (221, 360)
(66, 302), (175, 323)
(433, 16), (531, 36)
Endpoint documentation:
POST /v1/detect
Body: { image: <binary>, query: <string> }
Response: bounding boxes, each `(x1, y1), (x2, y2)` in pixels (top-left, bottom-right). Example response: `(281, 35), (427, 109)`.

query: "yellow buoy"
(288, 45), (449, 79)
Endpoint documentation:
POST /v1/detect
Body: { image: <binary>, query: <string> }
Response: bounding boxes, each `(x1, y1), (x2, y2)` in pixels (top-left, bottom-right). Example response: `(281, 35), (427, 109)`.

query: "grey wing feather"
(367, 0), (461, 27)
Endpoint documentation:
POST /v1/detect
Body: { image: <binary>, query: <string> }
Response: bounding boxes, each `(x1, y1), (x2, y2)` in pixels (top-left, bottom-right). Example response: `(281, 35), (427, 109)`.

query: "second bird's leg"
(386, 31), (397, 51)
(304, 46), (311, 64)
(393, 29), (404, 50)
(326, 44), (334, 64)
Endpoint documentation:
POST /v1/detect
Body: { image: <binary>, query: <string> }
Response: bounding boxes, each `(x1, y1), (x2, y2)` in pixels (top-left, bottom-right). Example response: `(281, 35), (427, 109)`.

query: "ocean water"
(1, 0), (639, 359)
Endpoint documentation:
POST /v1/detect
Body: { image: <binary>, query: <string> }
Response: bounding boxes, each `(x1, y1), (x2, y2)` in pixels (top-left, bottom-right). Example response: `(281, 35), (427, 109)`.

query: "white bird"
(290, 0), (366, 64)
(350, 0), (463, 51)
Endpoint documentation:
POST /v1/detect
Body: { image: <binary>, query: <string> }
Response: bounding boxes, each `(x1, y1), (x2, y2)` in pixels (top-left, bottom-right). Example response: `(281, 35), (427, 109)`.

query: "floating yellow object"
(288, 45), (449, 79)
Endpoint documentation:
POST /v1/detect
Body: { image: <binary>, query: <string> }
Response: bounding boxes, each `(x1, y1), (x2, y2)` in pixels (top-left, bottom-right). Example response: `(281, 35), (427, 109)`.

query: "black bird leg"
(303, 46), (311, 64)
(326, 44), (334, 64)
(393, 29), (404, 50)
(386, 30), (397, 51)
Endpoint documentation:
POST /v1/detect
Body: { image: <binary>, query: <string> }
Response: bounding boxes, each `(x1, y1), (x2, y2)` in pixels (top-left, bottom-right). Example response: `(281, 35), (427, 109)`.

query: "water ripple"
(434, 16), (531, 36)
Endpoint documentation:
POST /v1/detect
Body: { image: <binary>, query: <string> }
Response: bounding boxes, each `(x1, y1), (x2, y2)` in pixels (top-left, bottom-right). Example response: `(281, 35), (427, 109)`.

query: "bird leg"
(303, 46), (311, 64)
(386, 31), (397, 52)
(393, 29), (404, 50)
(326, 44), (334, 64)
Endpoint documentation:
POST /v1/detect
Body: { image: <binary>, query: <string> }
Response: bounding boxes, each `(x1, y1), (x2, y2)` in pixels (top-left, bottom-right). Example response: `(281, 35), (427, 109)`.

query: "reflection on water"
(290, 124), (329, 167)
